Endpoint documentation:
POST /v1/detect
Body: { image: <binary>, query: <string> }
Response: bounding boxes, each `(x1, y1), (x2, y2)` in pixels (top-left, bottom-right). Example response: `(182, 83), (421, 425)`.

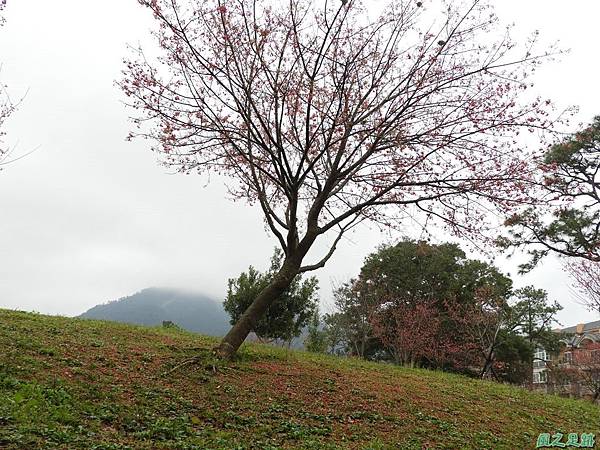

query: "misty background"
(1, 1), (599, 327)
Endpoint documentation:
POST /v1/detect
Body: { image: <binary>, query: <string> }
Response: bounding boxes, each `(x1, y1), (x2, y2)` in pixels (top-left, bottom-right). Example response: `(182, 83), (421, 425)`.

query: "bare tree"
(331, 279), (378, 358)
(549, 341), (600, 402)
(572, 342), (600, 402)
(121, 0), (560, 357)
(0, 0), (16, 168)
(546, 360), (577, 397)
(567, 259), (600, 313)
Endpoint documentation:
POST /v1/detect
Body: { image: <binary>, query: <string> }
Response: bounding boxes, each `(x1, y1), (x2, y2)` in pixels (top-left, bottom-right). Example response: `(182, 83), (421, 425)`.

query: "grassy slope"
(0, 309), (598, 450)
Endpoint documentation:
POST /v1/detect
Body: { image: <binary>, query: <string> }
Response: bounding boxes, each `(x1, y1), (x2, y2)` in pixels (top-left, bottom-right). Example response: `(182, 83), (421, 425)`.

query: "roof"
(559, 333), (600, 348)
(559, 319), (600, 334)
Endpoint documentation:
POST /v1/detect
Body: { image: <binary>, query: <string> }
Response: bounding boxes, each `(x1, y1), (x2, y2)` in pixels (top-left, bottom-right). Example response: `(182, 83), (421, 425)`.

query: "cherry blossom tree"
(444, 287), (511, 378)
(371, 298), (442, 367)
(122, 0), (560, 357)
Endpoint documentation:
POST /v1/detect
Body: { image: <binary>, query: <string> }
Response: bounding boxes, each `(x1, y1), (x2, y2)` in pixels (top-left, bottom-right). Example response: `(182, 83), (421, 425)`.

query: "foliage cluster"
(306, 240), (561, 386)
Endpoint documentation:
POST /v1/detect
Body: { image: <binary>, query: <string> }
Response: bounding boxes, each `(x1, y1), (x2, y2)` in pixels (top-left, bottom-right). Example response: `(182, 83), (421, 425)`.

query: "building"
(533, 319), (600, 400)
(532, 347), (549, 384)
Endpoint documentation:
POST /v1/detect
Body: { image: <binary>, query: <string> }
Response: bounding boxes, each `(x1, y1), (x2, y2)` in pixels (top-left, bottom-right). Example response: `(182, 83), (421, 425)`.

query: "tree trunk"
(217, 257), (301, 359)
(480, 348), (495, 379)
(360, 335), (366, 359)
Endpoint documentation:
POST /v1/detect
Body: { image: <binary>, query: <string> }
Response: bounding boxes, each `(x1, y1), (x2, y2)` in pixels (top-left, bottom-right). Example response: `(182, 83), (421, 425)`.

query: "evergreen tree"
(224, 249), (319, 343)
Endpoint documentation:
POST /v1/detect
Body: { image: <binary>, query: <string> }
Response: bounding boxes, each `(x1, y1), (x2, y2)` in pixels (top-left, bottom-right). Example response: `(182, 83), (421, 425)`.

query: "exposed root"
(162, 355), (206, 376)
(162, 347), (221, 377)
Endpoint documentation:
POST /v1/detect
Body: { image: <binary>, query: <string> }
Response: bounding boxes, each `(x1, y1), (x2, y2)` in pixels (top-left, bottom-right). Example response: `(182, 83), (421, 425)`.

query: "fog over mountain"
(80, 287), (310, 348)
(79, 287), (230, 337)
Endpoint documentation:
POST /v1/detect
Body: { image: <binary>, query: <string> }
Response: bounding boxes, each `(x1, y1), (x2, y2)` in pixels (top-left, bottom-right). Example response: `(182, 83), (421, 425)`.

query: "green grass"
(0, 309), (598, 449)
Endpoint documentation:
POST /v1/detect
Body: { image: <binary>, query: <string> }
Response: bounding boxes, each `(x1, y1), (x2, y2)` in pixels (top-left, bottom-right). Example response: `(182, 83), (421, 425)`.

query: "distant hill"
(79, 287), (230, 336)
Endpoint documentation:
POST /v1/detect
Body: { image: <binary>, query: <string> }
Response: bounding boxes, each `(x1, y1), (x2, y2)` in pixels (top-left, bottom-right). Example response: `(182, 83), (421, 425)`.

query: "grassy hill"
(0, 309), (598, 449)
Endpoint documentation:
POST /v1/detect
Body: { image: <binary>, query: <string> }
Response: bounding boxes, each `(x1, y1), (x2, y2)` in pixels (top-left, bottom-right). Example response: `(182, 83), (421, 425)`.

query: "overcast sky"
(1, 1), (599, 327)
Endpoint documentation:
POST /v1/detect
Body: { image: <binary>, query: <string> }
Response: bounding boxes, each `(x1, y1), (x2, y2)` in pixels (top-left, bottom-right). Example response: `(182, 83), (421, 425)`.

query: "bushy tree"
(122, 0), (559, 357)
(333, 240), (513, 367)
(508, 286), (561, 385)
(224, 249), (318, 344)
(334, 240), (561, 383)
(358, 240), (513, 306)
(320, 312), (348, 356)
(492, 331), (533, 384)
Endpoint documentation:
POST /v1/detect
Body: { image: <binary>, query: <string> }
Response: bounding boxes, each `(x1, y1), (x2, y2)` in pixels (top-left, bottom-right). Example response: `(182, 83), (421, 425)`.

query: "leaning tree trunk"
(217, 257), (301, 359)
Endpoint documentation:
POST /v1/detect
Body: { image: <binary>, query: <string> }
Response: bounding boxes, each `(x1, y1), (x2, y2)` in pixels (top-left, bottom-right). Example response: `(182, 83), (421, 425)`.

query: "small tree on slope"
(224, 249), (319, 345)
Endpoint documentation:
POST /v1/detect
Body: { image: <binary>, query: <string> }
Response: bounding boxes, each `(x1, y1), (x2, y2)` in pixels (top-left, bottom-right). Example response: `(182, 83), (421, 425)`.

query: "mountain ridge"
(79, 286), (230, 337)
